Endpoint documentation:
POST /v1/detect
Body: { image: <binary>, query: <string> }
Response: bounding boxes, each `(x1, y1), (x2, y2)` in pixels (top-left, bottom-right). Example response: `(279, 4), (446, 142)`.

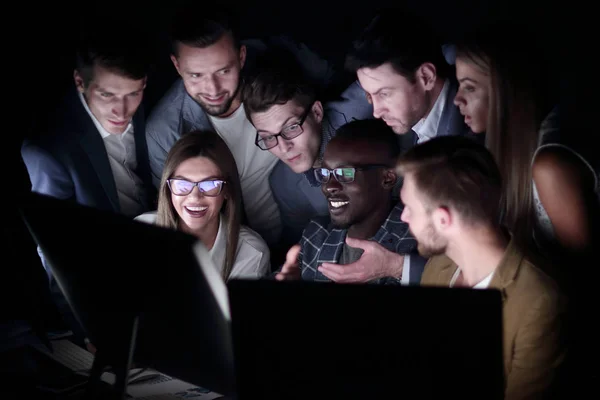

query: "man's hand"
(84, 338), (97, 355)
(275, 244), (302, 281)
(318, 237), (404, 283)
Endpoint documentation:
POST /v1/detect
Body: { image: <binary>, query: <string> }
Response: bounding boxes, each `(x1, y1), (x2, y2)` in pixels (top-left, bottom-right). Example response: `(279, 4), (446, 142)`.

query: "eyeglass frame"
(314, 164), (392, 184)
(166, 178), (227, 197)
(254, 102), (314, 150)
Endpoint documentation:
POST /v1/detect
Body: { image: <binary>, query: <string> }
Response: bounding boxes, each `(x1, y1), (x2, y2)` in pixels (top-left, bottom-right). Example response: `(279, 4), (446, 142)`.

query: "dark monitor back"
(228, 279), (504, 400)
(19, 192), (235, 396)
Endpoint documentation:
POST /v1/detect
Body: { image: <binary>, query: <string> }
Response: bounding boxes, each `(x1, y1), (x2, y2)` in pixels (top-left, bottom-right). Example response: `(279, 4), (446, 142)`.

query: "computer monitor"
(227, 279), (504, 400)
(18, 192), (235, 398)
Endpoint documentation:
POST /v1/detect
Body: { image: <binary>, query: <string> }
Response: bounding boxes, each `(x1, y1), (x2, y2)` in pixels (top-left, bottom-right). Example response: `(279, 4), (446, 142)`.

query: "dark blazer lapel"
(71, 90), (120, 213)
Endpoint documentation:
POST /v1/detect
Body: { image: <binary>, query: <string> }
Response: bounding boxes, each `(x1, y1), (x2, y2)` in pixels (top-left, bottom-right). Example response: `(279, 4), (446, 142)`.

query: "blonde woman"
(136, 130), (270, 279)
(452, 26), (599, 257)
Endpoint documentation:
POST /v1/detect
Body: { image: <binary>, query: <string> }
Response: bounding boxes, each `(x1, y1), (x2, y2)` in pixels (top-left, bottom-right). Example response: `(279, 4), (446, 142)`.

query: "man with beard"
(345, 12), (474, 149)
(396, 136), (567, 400)
(146, 5), (331, 246)
(275, 119), (423, 284)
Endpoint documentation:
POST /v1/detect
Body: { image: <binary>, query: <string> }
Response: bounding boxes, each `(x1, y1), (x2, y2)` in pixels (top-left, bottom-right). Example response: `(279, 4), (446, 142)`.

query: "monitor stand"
(84, 316), (139, 400)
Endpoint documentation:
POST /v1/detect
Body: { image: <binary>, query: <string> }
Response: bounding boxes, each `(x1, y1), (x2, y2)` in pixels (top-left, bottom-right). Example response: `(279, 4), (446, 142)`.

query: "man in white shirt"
(20, 26), (155, 351)
(397, 136), (566, 399)
(146, 5), (336, 247)
(22, 29), (154, 219)
(148, 6), (287, 247)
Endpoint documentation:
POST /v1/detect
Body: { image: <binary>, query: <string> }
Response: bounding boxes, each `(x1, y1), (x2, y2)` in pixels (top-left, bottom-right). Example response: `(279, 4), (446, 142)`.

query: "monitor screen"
(228, 279), (504, 400)
(19, 192), (235, 396)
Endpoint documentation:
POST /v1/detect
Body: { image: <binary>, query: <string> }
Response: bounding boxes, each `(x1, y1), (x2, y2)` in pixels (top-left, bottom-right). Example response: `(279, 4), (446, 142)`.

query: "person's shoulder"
(419, 254), (456, 286)
(300, 215), (332, 244)
(533, 144), (597, 189)
(513, 257), (563, 301)
(382, 203), (409, 233)
(229, 224), (271, 278)
(270, 160), (300, 183)
(423, 255), (455, 273)
(146, 79), (187, 128)
(269, 162), (313, 199)
(134, 210), (158, 225)
(238, 225), (269, 256)
(538, 105), (560, 139)
(324, 80), (373, 125)
(21, 120), (76, 157)
(505, 256), (567, 327)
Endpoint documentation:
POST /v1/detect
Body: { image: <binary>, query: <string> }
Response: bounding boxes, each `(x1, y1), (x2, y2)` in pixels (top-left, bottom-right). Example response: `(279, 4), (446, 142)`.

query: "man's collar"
(488, 238), (524, 291)
(412, 79), (450, 142)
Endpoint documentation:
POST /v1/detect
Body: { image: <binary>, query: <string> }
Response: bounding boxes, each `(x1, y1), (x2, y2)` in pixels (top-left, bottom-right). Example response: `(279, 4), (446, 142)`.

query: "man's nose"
(324, 177), (342, 194)
(112, 100), (127, 118)
(372, 98), (386, 119)
(277, 137), (293, 153)
(204, 76), (221, 95)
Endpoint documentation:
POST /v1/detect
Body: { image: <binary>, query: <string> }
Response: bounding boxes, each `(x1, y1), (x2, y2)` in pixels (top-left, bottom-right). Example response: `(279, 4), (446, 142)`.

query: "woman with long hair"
(451, 25), (599, 257)
(136, 130), (270, 280)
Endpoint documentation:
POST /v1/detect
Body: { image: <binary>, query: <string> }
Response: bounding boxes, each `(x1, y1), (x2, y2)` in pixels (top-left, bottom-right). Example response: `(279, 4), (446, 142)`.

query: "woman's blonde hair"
(156, 130), (242, 280)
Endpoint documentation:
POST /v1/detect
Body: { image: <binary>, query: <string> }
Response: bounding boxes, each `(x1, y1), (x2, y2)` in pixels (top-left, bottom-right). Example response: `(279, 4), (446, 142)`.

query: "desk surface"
(0, 339), (226, 399)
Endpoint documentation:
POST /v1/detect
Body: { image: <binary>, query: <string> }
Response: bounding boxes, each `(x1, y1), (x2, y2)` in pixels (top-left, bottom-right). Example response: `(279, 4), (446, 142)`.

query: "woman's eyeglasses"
(167, 179), (226, 196)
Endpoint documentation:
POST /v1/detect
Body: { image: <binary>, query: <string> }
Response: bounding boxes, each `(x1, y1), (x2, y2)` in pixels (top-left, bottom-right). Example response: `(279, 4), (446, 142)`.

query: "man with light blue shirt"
(242, 54), (373, 249)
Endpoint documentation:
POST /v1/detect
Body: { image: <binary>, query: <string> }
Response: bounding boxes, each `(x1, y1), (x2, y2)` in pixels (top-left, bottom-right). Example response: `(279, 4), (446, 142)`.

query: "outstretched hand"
(318, 237), (404, 283)
(275, 244), (302, 281)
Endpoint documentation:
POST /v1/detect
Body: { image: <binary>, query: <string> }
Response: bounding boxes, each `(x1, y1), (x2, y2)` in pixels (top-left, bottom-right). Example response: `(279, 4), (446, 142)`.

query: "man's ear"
(382, 168), (398, 190)
(74, 70), (85, 93)
(311, 100), (324, 124)
(432, 206), (452, 231)
(170, 54), (181, 76)
(417, 62), (437, 91)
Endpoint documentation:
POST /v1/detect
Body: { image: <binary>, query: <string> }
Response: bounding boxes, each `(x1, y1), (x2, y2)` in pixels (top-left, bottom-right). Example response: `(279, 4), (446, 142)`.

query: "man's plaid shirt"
(298, 202), (422, 284)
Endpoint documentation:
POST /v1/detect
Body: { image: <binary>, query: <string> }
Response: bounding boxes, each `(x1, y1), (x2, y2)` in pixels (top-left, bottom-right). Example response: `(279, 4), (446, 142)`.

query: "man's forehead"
(90, 67), (146, 92)
(357, 64), (409, 93)
(177, 38), (238, 66)
(323, 139), (382, 166)
(255, 101), (303, 122)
